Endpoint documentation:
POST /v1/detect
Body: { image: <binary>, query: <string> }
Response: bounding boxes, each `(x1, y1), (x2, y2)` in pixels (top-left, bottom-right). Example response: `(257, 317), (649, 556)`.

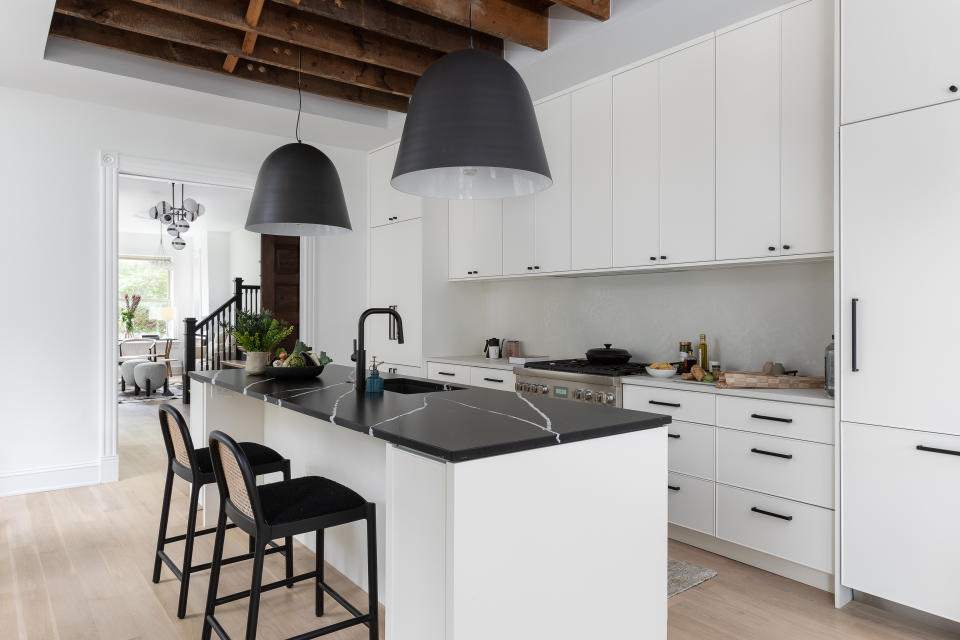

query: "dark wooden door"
(260, 235), (300, 351)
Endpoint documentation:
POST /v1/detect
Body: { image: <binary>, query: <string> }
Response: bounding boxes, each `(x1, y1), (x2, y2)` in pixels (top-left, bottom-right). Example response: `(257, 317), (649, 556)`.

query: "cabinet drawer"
(716, 428), (833, 508)
(469, 367), (516, 391)
(842, 422), (960, 622)
(667, 422), (715, 480)
(382, 363), (422, 377)
(426, 362), (471, 383)
(668, 472), (715, 536)
(716, 484), (832, 572)
(622, 386), (715, 425)
(717, 396), (833, 444)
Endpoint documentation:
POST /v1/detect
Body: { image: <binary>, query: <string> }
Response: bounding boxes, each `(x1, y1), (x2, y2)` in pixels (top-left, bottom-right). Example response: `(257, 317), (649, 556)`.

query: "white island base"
(191, 381), (667, 640)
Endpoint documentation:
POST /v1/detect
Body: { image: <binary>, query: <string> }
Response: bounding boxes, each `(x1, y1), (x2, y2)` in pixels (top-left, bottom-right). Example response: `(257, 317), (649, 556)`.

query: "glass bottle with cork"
(697, 334), (708, 371)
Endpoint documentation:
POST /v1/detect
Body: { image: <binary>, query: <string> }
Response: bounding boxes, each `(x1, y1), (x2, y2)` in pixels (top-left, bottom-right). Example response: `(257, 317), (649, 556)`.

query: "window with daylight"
(118, 256), (173, 337)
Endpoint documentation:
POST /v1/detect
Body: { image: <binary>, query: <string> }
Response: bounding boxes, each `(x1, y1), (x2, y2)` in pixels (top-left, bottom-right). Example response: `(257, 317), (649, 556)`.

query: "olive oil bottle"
(697, 334), (708, 370)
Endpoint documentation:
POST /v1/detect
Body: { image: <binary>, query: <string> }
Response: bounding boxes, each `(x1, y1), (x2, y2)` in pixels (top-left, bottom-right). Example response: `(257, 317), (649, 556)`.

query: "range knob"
(540, 385), (549, 394)
(606, 392), (616, 405)
(574, 389), (583, 400)
(584, 390), (593, 401)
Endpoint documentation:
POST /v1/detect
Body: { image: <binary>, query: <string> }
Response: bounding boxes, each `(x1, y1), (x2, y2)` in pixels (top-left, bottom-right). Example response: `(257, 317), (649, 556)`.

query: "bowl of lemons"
(645, 362), (678, 378)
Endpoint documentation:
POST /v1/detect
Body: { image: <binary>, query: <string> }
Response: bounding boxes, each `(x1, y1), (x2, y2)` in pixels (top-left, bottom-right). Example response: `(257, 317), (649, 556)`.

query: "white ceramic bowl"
(645, 365), (678, 378)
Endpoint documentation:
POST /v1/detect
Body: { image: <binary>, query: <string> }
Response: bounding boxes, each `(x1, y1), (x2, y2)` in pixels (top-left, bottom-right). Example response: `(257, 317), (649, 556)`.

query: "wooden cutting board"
(717, 371), (825, 390)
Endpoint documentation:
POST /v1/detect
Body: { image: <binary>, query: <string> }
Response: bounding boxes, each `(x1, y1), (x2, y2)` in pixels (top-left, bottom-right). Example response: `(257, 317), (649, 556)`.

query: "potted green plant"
(121, 294), (141, 338)
(225, 309), (294, 374)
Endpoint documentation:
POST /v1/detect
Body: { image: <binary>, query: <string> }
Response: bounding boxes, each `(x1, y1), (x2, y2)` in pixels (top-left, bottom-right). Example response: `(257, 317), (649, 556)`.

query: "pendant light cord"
(295, 46), (303, 143)
(468, 0), (473, 48)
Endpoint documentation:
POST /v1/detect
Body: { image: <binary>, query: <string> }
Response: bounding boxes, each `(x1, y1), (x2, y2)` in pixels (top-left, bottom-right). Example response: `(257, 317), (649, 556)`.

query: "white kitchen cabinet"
(426, 362), (470, 384)
(613, 62), (660, 268)
(668, 472), (715, 536)
(572, 78), (613, 270)
(842, 422), (960, 622)
(369, 219), (422, 367)
(660, 40), (716, 264)
(501, 195), (536, 275)
(449, 200), (502, 279)
(369, 144), (423, 228)
(840, 102), (960, 435)
(381, 362), (422, 377)
(842, 0), (960, 124)
(622, 386), (715, 426)
(533, 95), (572, 273)
(667, 421), (715, 481)
(716, 15), (781, 260)
(781, 0), (833, 256)
(469, 367), (517, 391)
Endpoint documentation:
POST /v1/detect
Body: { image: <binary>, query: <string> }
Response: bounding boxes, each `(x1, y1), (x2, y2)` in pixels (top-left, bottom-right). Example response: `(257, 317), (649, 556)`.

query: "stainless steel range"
(514, 359), (647, 407)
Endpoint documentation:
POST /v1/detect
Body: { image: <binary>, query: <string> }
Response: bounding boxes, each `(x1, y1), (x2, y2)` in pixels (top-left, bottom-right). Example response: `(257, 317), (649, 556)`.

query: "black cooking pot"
(585, 343), (632, 365)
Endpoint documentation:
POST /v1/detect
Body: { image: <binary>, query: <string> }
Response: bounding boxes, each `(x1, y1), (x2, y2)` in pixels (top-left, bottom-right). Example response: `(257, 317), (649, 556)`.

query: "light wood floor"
(1, 400), (955, 639)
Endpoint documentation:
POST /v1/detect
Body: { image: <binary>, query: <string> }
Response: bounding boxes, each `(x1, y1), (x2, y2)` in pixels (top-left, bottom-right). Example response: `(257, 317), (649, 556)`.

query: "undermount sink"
(383, 378), (463, 395)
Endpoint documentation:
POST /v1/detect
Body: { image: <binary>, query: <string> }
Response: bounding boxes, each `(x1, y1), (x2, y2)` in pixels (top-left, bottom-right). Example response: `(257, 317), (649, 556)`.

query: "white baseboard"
(669, 524), (834, 592)
(100, 455), (119, 483)
(854, 592), (960, 635)
(0, 460), (102, 497)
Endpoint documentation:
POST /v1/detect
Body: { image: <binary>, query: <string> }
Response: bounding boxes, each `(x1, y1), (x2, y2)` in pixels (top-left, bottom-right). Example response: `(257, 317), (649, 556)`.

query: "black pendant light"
(391, 1), (551, 200)
(245, 49), (352, 235)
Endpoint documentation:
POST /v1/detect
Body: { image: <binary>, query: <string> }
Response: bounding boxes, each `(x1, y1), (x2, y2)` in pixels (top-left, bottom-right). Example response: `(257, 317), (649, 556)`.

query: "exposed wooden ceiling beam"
(54, 0), (418, 95)
(550, 0), (609, 21)
(128, 0), (441, 75)
(272, 0), (502, 56)
(50, 11), (411, 109)
(383, 0), (548, 51)
(224, 0), (266, 72)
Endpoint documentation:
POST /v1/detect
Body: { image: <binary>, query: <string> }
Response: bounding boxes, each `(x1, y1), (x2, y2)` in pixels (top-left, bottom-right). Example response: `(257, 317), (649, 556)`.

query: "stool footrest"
(318, 581), (364, 620)
(156, 550), (182, 581)
(191, 542), (286, 573)
(215, 570), (318, 606)
(287, 614), (370, 640)
(164, 522), (237, 544)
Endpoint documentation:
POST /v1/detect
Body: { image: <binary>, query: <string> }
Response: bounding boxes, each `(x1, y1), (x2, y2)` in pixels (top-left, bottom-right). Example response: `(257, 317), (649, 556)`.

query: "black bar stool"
(203, 430), (379, 640)
(153, 404), (293, 619)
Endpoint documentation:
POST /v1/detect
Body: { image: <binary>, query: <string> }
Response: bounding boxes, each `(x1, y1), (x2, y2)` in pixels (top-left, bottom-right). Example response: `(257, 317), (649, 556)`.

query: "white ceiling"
(5, 0), (792, 152)
(118, 175), (252, 235)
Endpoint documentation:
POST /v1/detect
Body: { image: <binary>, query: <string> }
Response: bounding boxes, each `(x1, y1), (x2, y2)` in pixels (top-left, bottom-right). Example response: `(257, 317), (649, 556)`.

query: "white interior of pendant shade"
(391, 166), (553, 200)
(244, 222), (353, 236)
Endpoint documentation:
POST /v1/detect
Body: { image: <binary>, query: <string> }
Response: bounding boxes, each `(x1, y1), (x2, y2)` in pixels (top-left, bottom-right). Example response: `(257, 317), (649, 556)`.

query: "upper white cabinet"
(613, 62), (659, 268)
(572, 78), (613, 270)
(716, 15), (781, 260)
(448, 200), (502, 279)
(501, 195), (536, 275)
(840, 101), (960, 436)
(781, 0), (833, 255)
(842, 0), (960, 124)
(660, 40), (716, 265)
(369, 144), (423, 228)
(533, 95), (572, 273)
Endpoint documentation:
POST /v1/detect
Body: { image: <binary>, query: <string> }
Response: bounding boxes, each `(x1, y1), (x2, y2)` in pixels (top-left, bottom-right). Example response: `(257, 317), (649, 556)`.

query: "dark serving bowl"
(265, 365), (325, 379)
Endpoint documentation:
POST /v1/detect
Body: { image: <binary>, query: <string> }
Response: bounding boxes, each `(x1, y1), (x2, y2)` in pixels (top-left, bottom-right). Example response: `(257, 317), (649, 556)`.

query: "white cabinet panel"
(716, 15), (781, 260)
(716, 396), (834, 444)
(572, 79), (613, 270)
(660, 40), (716, 264)
(369, 144), (422, 228)
(840, 103), (960, 435)
(622, 385), (715, 426)
(668, 472), (715, 536)
(842, 422), (960, 622)
(501, 195), (535, 275)
(369, 219), (421, 367)
(426, 362), (470, 383)
(613, 62), (660, 268)
(781, 0), (833, 255)
(469, 367), (516, 391)
(667, 421), (715, 480)
(842, 0), (960, 124)
(449, 200), (502, 279)
(448, 200), (474, 280)
(534, 95), (572, 273)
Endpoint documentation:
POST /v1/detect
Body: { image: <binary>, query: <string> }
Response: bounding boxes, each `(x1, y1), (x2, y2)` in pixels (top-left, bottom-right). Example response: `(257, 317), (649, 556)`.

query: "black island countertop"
(189, 365), (671, 462)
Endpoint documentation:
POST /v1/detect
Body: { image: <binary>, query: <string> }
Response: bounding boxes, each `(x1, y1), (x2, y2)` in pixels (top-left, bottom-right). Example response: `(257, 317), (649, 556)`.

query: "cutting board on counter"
(717, 371), (826, 390)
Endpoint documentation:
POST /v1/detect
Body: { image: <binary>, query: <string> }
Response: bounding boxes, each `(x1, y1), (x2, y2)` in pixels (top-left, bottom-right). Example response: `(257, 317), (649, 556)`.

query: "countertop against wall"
(425, 355), (519, 371)
(620, 374), (833, 407)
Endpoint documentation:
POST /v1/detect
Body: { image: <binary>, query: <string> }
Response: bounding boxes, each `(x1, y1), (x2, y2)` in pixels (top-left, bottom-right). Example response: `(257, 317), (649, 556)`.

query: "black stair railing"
(182, 277), (260, 404)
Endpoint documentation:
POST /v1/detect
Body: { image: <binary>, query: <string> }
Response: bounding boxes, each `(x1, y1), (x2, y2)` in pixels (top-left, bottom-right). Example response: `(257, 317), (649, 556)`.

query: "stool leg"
(152, 467), (174, 583)
(315, 529), (324, 616)
(284, 461), (293, 588)
(366, 504), (378, 640)
(177, 483), (200, 619)
(245, 539), (267, 640)
(202, 506), (228, 640)
(146, 379), (152, 397)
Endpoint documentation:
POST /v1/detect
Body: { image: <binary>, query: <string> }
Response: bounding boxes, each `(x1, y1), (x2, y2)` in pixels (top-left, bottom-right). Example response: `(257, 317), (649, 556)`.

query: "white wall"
(0, 85), (367, 494)
(230, 229), (261, 286)
(478, 261), (834, 376)
(205, 231), (233, 312)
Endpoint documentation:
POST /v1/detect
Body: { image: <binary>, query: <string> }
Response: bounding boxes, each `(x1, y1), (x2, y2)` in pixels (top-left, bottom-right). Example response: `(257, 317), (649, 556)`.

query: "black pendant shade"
(392, 48), (552, 200)
(245, 142), (352, 235)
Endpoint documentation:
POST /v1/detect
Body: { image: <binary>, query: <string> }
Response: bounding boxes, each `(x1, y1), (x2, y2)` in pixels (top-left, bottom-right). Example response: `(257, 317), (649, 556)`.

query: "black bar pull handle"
(851, 298), (859, 372)
(917, 445), (960, 457)
(668, 485), (680, 491)
(750, 413), (793, 424)
(649, 400), (681, 408)
(483, 377), (504, 383)
(750, 447), (793, 460)
(437, 371), (456, 377)
(751, 506), (793, 521)
(667, 433), (680, 439)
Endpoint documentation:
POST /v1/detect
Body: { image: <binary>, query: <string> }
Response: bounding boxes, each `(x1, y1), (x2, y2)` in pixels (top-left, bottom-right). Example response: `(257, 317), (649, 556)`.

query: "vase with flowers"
(225, 309), (294, 374)
(121, 294), (141, 338)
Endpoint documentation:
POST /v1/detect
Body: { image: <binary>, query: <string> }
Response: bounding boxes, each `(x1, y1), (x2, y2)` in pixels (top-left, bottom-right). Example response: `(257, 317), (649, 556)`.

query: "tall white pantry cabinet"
(840, 0), (960, 623)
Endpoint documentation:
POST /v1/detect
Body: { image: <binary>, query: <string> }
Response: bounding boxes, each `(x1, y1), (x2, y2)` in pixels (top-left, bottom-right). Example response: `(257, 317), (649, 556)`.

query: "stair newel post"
(183, 316), (197, 404)
(233, 277), (243, 360)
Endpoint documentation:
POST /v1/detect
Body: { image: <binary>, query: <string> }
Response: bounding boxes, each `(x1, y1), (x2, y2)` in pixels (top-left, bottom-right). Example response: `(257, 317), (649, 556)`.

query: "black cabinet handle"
(437, 371), (456, 377)
(951, 85), (958, 93)
(751, 447), (793, 460)
(751, 506), (793, 521)
(483, 377), (504, 383)
(667, 433), (680, 439)
(668, 485), (680, 491)
(649, 400), (681, 408)
(527, 266), (533, 270)
(660, 255), (667, 260)
(782, 244), (791, 250)
(650, 256), (657, 261)
(750, 413), (793, 424)
(851, 298), (859, 372)
(768, 246), (776, 251)
(917, 445), (960, 457)
(534, 265), (540, 270)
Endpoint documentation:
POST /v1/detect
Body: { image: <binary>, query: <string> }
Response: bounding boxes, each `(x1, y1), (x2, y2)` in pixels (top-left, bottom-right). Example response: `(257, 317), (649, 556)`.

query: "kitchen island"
(189, 365), (670, 640)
